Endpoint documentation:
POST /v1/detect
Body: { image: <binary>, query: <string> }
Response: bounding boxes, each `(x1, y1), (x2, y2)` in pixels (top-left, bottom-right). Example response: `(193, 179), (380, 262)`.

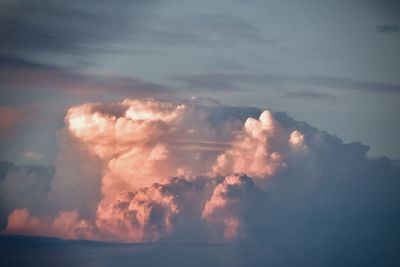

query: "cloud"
(0, 55), (59, 71)
(0, 0), (270, 63)
(175, 72), (400, 94)
(1, 98), (399, 264)
(297, 75), (400, 93)
(130, 14), (272, 47)
(95, 183), (180, 242)
(283, 91), (340, 102)
(212, 110), (289, 187)
(21, 151), (43, 161)
(0, 106), (27, 140)
(5, 208), (94, 240)
(0, 56), (172, 100)
(0, 0), (158, 56)
(174, 72), (282, 92)
(376, 24), (400, 33)
(0, 161), (54, 229)
(2, 99), (289, 241)
(202, 174), (256, 240)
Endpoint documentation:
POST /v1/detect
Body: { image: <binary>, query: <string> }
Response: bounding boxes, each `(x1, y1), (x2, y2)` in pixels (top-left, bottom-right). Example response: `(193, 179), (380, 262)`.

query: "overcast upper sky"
(0, 0), (399, 163)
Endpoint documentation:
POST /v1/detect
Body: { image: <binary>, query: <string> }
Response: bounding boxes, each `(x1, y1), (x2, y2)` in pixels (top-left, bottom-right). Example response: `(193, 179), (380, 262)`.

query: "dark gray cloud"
(174, 73), (283, 92)
(0, 0), (269, 61)
(376, 24), (400, 33)
(0, 55), (60, 71)
(302, 75), (400, 93)
(283, 91), (340, 102)
(175, 72), (400, 94)
(0, 0), (157, 56)
(0, 55), (173, 104)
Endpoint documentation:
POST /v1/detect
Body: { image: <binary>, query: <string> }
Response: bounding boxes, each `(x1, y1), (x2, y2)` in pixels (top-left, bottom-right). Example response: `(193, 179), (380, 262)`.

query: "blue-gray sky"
(0, 0), (399, 163)
(1, 3), (400, 264)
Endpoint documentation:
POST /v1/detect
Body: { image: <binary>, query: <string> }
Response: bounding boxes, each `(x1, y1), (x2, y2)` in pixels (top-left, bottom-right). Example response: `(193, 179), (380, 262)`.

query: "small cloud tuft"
(21, 151), (43, 161)
(376, 24), (400, 33)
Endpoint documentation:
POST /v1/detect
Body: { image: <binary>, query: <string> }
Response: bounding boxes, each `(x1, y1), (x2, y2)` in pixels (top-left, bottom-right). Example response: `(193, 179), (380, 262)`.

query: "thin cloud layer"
(176, 72), (400, 94)
(0, 56), (172, 100)
(1, 98), (399, 265)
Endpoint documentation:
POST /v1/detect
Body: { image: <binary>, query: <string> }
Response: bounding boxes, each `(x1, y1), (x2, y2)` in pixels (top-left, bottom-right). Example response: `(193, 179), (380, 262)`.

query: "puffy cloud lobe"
(95, 183), (179, 242)
(213, 112), (308, 188)
(202, 174), (255, 240)
(289, 130), (305, 147)
(66, 99), (186, 158)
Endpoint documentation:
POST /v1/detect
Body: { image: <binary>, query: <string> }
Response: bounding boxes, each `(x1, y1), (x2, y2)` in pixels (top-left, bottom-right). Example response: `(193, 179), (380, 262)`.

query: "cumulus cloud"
(1, 97), (399, 264)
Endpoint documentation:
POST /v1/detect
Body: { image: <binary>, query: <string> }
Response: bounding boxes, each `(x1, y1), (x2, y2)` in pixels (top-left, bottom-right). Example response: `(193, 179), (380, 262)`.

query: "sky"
(0, 1), (400, 266)
(0, 0), (399, 163)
